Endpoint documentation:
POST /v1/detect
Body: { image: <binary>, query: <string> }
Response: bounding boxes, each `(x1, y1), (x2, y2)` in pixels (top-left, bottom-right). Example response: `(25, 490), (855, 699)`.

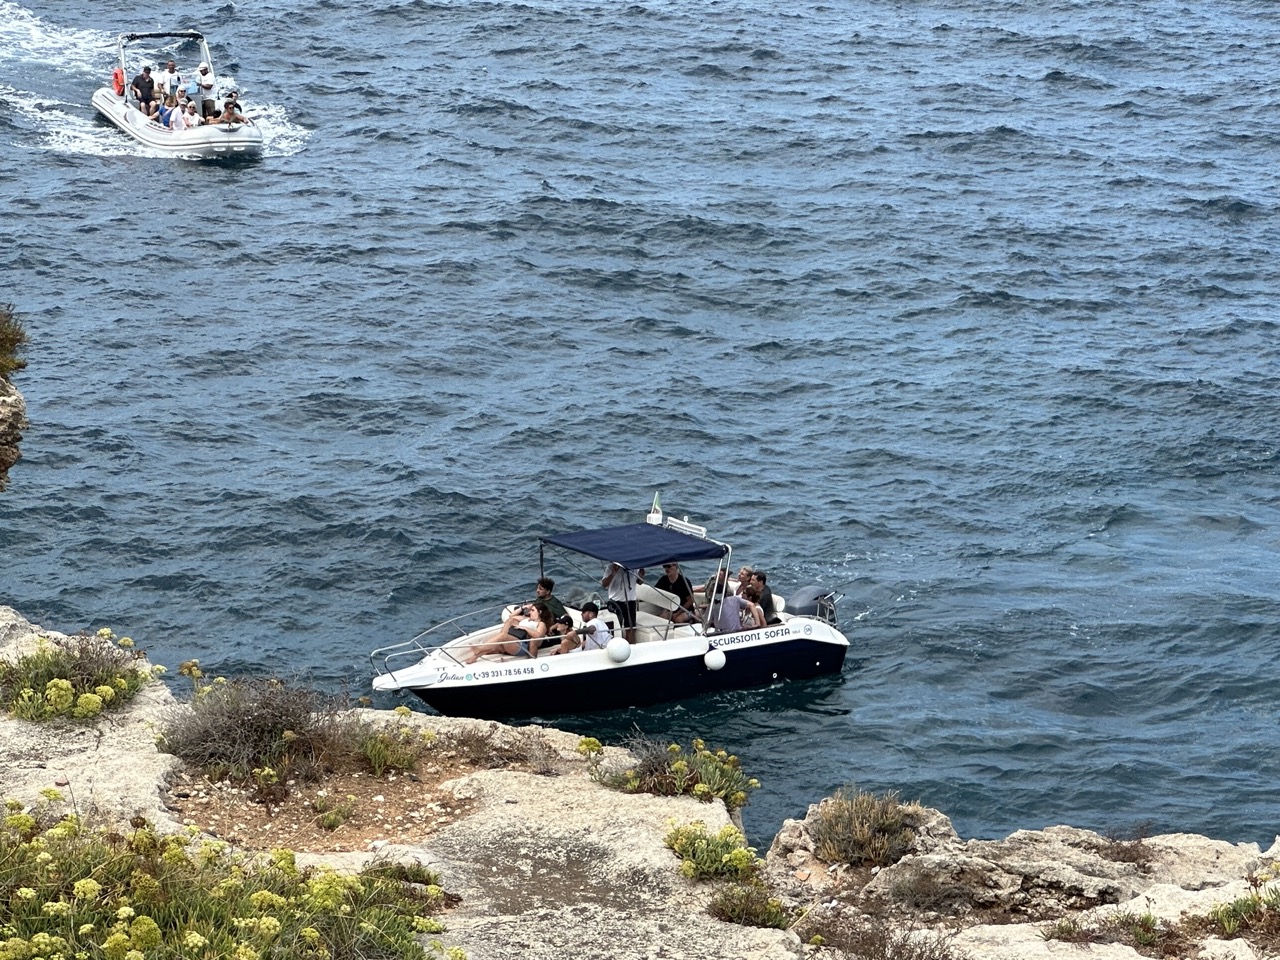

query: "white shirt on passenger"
(158, 68), (182, 98)
(578, 617), (611, 651)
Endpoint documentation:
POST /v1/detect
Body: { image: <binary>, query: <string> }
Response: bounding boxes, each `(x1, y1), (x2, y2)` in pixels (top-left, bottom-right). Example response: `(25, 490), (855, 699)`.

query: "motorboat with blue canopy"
(369, 502), (848, 719)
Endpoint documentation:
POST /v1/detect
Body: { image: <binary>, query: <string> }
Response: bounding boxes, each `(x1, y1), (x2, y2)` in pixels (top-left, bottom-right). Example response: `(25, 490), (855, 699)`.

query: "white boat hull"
(91, 87), (262, 159)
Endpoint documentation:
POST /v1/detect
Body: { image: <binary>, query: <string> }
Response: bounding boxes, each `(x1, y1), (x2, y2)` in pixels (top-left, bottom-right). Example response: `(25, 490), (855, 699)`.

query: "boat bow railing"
(370, 604), (514, 680)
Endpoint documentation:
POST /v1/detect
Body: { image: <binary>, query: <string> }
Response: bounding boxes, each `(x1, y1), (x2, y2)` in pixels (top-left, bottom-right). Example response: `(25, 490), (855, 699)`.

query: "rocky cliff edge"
(1, 605), (1277, 960)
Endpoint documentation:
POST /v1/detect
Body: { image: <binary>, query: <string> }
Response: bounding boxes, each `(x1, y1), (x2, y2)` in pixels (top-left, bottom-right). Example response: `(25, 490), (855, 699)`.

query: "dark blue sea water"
(3, 0), (1279, 849)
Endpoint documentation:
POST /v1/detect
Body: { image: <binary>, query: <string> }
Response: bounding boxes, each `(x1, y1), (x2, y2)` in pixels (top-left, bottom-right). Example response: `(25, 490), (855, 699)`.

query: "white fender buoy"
(704, 648), (726, 671)
(606, 636), (632, 662)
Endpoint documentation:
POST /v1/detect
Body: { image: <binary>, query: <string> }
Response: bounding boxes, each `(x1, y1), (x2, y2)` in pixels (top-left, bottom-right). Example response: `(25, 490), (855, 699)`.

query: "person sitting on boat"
(602, 561), (643, 643)
(223, 89), (247, 117)
(549, 601), (612, 655)
(714, 587), (765, 635)
(654, 560), (696, 624)
(543, 613), (576, 653)
(532, 576), (567, 621)
(462, 601), (552, 664)
(702, 568), (729, 622)
(750, 569), (782, 625)
(734, 565), (754, 595)
(168, 97), (192, 132)
(157, 60), (183, 100)
(156, 94), (178, 128)
(130, 65), (156, 115)
(499, 577), (566, 627)
(183, 101), (202, 127)
(739, 585), (767, 631)
(209, 100), (249, 125)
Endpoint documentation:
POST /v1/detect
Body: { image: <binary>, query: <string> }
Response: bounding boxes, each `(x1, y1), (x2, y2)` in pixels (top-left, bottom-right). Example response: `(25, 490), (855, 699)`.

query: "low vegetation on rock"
(157, 663), (434, 790)
(580, 735), (760, 810)
(809, 783), (919, 867)
(0, 791), (461, 960)
(0, 628), (154, 721)
(800, 918), (973, 960)
(1040, 871), (1280, 957)
(663, 820), (794, 929)
(0, 303), (26, 378)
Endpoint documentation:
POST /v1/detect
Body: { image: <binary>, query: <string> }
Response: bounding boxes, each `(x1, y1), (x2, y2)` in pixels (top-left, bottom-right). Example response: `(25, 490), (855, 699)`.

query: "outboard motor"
(784, 585), (840, 628)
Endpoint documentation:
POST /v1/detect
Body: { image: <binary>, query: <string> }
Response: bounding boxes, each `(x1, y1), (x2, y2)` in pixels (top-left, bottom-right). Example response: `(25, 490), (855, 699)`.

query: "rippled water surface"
(3, 0), (1279, 845)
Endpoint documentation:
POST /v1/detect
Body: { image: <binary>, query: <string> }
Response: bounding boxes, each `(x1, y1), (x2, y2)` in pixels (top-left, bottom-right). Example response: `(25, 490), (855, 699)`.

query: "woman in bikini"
(462, 600), (551, 664)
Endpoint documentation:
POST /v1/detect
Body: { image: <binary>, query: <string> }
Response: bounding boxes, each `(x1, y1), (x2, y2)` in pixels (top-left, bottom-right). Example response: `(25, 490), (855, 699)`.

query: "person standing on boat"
(130, 65), (156, 115)
(193, 62), (216, 118)
(602, 561), (643, 643)
(157, 60), (182, 99)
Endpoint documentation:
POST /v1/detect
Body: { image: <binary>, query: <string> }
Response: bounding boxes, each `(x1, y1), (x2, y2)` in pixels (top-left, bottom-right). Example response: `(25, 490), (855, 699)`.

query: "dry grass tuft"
(809, 784), (917, 867)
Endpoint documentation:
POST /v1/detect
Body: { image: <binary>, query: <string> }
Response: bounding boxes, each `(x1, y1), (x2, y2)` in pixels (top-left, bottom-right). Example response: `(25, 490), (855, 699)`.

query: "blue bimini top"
(540, 523), (728, 570)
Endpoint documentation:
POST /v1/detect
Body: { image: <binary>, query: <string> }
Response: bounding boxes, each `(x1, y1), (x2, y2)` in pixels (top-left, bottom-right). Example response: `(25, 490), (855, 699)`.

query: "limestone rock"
(1197, 938), (1261, 960)
(0, 377), (25, 489)
(0, 606), (182, 828)
(2, 604), (1278, 960)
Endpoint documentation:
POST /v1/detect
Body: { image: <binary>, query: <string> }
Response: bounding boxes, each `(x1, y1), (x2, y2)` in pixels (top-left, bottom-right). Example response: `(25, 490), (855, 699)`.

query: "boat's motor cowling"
(784, 585), (840, 628)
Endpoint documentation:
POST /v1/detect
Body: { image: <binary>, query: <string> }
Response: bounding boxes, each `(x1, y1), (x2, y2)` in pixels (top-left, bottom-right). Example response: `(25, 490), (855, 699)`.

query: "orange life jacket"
(111, 67), (125, 96)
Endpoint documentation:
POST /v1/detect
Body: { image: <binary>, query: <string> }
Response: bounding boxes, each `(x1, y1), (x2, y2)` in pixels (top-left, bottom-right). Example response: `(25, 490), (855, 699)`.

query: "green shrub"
(808, 784), (917, 867)
(359, 721), (433, 776)
(0, 303), (27, 378)
(0, 798), (463, 960)
(311, 792), (356, 831)
(593, 737), (760, 811)
(664, 820), (760, 882)
(0, 629), (153, 721)
(707, 882), (793, 928)
(361, 860), (444, 889)
(1039, 917), (1100, 943)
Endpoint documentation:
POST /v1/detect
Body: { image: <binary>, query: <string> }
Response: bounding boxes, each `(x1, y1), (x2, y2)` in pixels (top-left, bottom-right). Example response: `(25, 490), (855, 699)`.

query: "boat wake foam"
(0, 1), (308, 158)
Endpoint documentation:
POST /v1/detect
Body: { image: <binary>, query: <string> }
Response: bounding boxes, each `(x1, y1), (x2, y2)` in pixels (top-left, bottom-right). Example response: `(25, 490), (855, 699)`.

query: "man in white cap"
(194, 61), (215, 118)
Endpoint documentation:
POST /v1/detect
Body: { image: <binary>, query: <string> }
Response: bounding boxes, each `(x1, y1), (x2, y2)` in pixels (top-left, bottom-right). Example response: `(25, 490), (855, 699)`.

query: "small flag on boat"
(646, 491), (663, 525)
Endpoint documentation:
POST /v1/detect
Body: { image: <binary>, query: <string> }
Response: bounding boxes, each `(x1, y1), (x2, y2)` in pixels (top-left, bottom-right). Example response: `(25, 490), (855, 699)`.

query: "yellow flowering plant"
(0, 630), (151, 722)
(590, 736), (761, 810)
(0, 800), (464, 960)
